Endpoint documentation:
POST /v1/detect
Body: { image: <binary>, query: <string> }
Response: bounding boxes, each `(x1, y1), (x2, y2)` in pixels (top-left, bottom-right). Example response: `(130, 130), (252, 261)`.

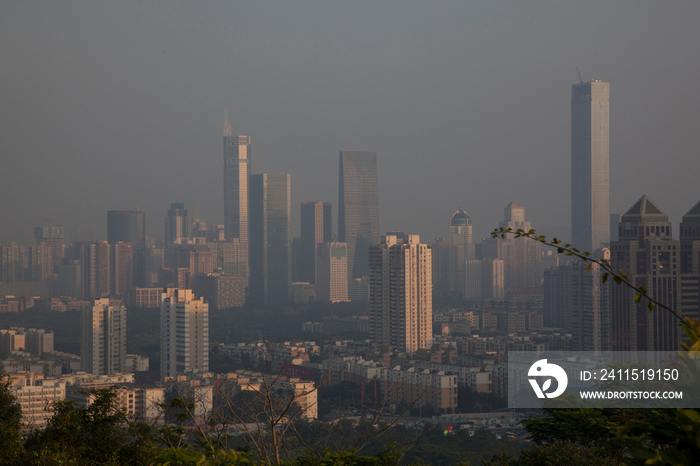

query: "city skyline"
(2, 3), (699, 247)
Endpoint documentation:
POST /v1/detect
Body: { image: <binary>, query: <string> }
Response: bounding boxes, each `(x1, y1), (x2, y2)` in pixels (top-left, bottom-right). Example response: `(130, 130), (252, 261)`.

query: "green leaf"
(602, 273), (609, 283)
(614, 276), (622, 285)
(634, 294), (642, 304)
(586, 263), (592, 272)
(648, 301), (655, 311)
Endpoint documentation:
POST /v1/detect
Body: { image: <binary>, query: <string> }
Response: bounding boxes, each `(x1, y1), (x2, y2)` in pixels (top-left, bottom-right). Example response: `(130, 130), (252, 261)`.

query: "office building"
(160, 288), (209, 379)
(249, 173), (291, 305)
(448, 206), (474, 298)
(572, 80), (610, 252)
(369, 233), (432, 353)
(165, 202), (190, 243)
(316, 242), (348, 303)
(679, 201), (700, 326)
(81, 298), (127, 375)
(338, 151), (379, 282)
(206, 240), (246, 278)
(543, 249), (610, 351)
(192, 273), (245, 310)
(223, 114), (251, 280)
(610, 196), (678, 351)
(108, 210), (146, 286)
(299, 202), (332, 284)
(483, 202), (541, 294)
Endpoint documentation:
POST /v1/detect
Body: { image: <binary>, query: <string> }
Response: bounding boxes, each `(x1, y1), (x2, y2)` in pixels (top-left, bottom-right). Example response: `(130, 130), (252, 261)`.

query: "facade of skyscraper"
(165, 202), (190, 243)
(299, 201), (332, 284)
(572, 80), (610, 252)
(108, 210), (146, 286)
(448, 206), (474, 298)
(543, 249), (610, 351)
(316, 242), (348, 303)
(610, 196), (679, 351)
(81, 298), (127, 375)
(680, 201), (700, 325)
(484, 201), (541, 293)
(369, 233), (432, 353)
(223, 124), (251, 282)
(249, 173), (291, 305)
(160, 288), (209, 379)
(338, 151), (379, 282)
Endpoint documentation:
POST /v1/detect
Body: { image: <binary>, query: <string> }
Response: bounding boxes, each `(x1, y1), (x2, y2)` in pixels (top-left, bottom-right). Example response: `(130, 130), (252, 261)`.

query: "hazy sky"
(2, 1), (699, 245)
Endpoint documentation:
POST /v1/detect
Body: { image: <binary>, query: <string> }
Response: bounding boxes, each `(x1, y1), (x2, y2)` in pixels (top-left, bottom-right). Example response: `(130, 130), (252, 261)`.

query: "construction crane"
(576, 67), (583, 84)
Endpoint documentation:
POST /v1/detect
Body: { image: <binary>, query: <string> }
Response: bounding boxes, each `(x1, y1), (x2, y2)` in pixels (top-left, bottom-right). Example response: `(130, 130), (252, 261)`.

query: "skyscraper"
(338, 151), (379, 282)
(165, 202), (190, 243)
(610, 196), (678, 351)
(160, 288), (209, 379)
(316, 242), (348, 303)
(81, 298), (127, 375)
(108, 210), (146, 286)
(299, 202), (332, 284)
(448, 206), (474, 298)
(249, 173), (291, 305)
(223, 112), (251, 280)
(543, 249), (610, 351)
(572, 80), (610, 252)
(369, 233), (432, 353)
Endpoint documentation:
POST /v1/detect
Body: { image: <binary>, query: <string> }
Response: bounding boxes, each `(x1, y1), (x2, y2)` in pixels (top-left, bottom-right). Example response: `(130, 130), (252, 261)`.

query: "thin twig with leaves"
(491, 227), (691, 328)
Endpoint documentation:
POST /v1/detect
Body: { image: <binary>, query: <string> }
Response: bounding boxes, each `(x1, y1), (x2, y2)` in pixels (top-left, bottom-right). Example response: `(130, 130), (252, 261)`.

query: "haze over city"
(2, 1), (699, 244)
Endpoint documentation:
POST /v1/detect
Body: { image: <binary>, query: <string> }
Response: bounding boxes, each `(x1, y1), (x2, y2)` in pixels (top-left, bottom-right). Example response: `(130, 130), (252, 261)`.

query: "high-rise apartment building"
(69, 241), (133, 300)
(249, 173), (291, 305)
(610, 196), (678, 351)
(108, 210), (146, 286)
(316, 242), (348, 303)
(110, 242), (133, 296)
(338, 151), (379, 282)
(165, 202), (190, 243)
(369, 233), (432, 353)
(572, 80), (610, 252)
(81, 298), (127, 375)
(299, 202), (332, 284)
(448, 206), (474, 298)
(160, 288), (209, 379)
(34, 226), (65, 274)
(223, 113), (251, 280)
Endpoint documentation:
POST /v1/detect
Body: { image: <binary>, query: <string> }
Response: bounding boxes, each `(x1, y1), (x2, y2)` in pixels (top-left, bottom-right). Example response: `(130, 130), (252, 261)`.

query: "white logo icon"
(528, 359), (568, 399)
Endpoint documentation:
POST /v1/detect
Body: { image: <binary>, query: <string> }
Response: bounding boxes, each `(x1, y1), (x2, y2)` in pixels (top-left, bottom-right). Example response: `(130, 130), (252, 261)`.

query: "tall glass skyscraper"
(338, 151), (379, 281)
(249, 173), (291, 305)
(223, 112), (251, 280)
(571, 80), (610, 252)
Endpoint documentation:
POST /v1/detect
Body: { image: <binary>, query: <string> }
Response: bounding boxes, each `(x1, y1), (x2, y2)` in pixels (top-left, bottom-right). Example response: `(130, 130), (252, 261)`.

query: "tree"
(23, 388), (156, 465)
(0, 373), (24, 465)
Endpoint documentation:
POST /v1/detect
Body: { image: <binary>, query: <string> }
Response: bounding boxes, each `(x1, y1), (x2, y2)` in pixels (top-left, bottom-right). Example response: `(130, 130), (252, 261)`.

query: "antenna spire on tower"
(224, 108), (232, 137)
